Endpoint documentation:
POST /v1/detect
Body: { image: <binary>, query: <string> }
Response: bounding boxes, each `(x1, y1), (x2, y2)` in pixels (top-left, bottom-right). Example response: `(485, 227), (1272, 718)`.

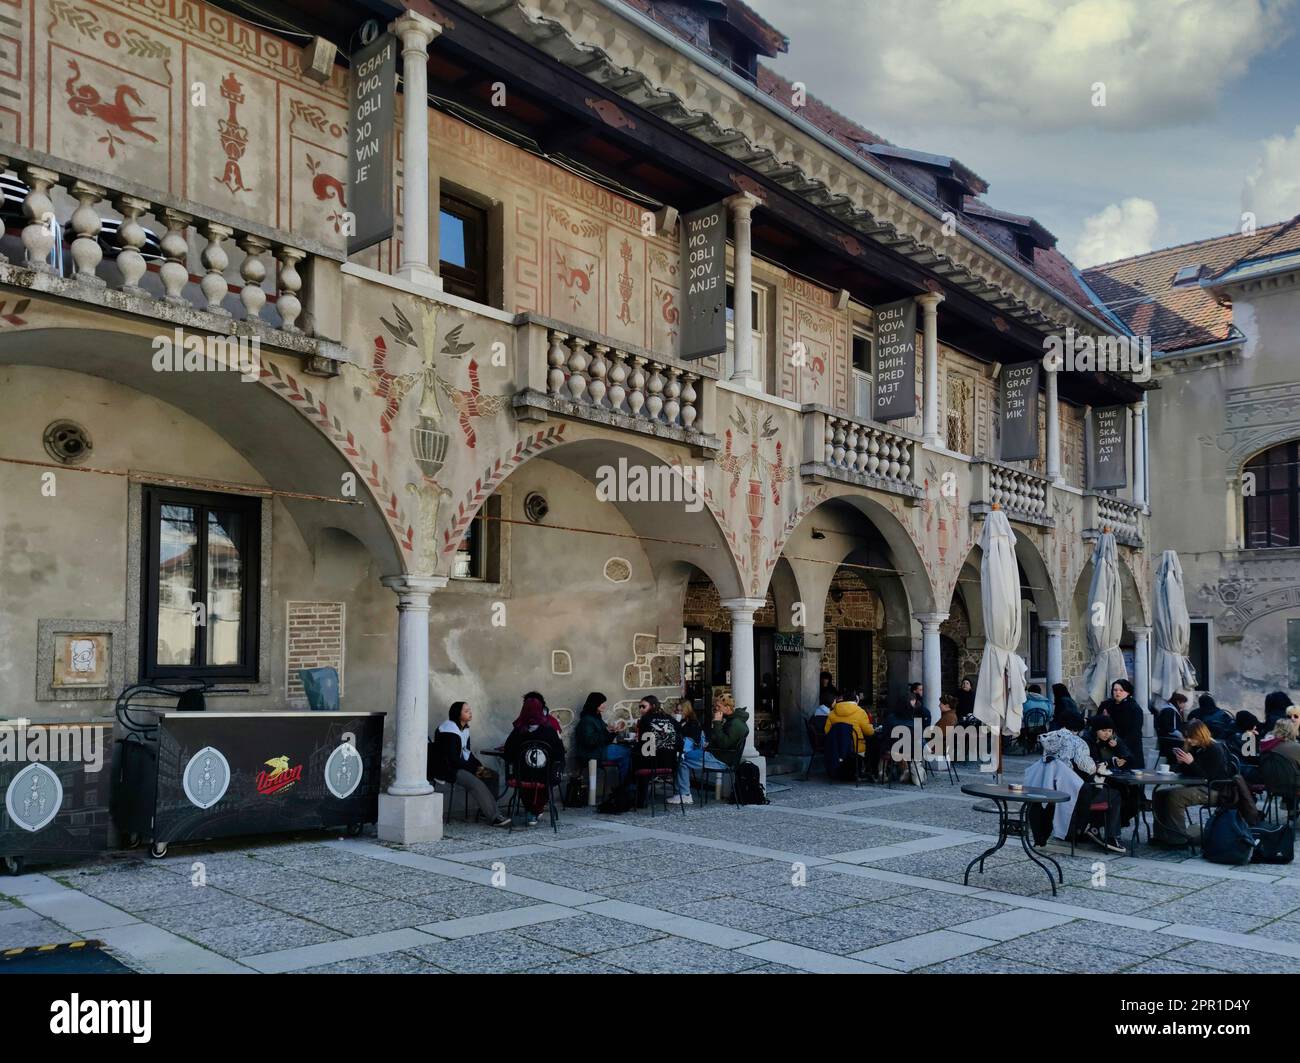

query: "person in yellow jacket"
(823, 690), (875, 755)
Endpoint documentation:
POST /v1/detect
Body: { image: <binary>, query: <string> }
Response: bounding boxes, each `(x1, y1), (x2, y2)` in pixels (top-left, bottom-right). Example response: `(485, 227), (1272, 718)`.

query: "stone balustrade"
(800, 406), (922, 498)
(1088, 492), (1143, 546)
(513, 315), (718, 446)
(972, 459), (1053, 526)
(0, 143), (342, 351)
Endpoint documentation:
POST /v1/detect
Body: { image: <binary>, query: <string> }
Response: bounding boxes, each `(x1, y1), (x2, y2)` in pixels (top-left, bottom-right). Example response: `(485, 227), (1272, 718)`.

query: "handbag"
(1251, 820), (1295, 864)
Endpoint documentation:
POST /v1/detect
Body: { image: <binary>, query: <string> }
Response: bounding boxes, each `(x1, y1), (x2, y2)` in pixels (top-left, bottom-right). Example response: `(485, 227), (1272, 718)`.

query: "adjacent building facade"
(0, 0), (1153, 839)
(1087, 217), (1300, 714)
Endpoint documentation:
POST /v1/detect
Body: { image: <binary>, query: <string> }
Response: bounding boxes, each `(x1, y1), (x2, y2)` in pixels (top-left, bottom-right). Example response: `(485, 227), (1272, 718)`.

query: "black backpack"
(1201, 808), (1259, 865)
(733, 761), (769, 805)
(597, 788), (631, 815)
(563, 775), (589, 809)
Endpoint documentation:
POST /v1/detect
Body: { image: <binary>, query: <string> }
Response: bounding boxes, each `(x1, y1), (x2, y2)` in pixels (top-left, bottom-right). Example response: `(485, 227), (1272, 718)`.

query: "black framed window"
(141, 486), (260, 681)
(439, 192), (488, 304)
(1244, 441), (1300, 548)
(452, 514), (485, 580)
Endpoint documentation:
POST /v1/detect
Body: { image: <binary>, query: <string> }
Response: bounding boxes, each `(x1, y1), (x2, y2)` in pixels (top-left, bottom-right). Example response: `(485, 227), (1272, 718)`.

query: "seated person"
(882, 684), (928, 782)
(1023, 683), (1053, 721)
(504, 695), (566, 826)
(1155, 691), (1188, 763)
(1231, 711), (1261, 765)
(430, 701), (511, 828)
(1188, 694), (1235, 741)
(574, 691), (630, 784)
(677, 693), (748, 803)
(1262, 714), (1300, 756)
(1085, 713), (1131, 769)
(934, 694), (959, 756)
(1039, 711), (1126, 853)
(821, 688), (875, 779)
(632, 695), (682, 805)
(1152, 720), (1231, 847)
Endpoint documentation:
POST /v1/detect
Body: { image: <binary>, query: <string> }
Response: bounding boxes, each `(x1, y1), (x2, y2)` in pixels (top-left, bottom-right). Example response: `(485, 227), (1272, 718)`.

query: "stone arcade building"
(0, 0), (1152, 841)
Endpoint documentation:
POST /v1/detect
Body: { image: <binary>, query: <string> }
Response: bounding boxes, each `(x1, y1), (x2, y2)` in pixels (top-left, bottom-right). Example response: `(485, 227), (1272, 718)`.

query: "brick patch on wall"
(286, 601), (346, 698)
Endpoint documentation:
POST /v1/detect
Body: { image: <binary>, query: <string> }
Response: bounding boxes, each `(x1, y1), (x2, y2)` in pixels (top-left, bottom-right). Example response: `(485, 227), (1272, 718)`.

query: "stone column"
(378, 574), (445, 842)
(724, 192), (761, 390)
(1131, 401), (1148, 507)
(1133, 625), (1152, 734)
(722, 596), (767, 779)
(915, 612), (948, 725)
(794, 634), (825, 755)
(918, 292), (944, 448)
(390, 11), (443, 289)
(1041, 620), (1068, 690)
(1045, 363), (1063, 484)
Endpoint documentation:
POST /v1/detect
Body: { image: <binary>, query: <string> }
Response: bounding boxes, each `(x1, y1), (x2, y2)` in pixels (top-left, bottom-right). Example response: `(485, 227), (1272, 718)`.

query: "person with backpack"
(574, 691), (630, 786)
(430, 702), (512, 829)
(504, 695), (566, 826)
(1152, 720), (1231, 847)
(1188, 693), (1235, 741)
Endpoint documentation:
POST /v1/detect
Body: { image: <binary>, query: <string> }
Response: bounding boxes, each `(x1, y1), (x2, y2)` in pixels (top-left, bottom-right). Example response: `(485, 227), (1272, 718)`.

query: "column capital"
(390, 10), (442, 51)
(914, 612), (949, 631)
(1039, 619), (1070, 632)
(382, 574), (447, 605)
(720, 596), (767, 619)
(1131, 625), (1152, 639)
(723, 191), (761, 218)
(915, 291), (945, 311)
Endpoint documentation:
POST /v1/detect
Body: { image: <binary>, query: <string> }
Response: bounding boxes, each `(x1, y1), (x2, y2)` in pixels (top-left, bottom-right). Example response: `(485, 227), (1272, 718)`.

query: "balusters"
(606, 348), (627, 413)
(20, 166), (59, 272)
(645, 363), (664, 421)
(67, 180), (106, 285)
(866, 428), (881, 476)
(663, 367), (681, 426)
(627, 357), (646, 419)
(159, 209), (193, 303)
(680, 373), (698, 430)
(276, 247), (305, 332)
(566, 336), (590, 402)
(832, 419), (846, 468)
(237, 234), (269, 320)
(588, 344), (609, 408)
(547, 331), (569, 396)
(114, 194), (151, 293)
(200, 222), (233, 314)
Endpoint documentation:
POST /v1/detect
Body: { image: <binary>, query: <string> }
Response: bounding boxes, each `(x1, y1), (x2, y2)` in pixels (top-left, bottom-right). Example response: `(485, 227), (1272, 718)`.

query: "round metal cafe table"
(961, 782), (1069, 895)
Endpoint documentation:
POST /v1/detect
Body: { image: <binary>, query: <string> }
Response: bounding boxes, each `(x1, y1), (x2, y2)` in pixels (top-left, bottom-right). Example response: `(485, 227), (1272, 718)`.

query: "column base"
(728, 373), (763, 392)
(377, 791), (444, 844)
(922, 434), (944, 449)
(395, 264), (443, 291)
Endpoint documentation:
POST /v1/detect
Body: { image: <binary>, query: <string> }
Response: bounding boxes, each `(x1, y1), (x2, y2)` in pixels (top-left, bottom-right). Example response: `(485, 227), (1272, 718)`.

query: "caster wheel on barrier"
(346, 823), (363, 838)
(123, 832), (142, 850)
(1, 855), (23, 875)
(150, 842), (168, 859)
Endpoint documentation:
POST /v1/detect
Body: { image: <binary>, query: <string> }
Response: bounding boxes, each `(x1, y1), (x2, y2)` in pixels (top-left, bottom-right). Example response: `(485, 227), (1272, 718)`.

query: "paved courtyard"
(6, 760), (1300, 974)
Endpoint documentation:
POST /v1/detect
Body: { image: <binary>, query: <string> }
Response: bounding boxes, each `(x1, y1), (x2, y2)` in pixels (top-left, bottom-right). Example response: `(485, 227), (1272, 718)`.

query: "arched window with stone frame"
(1243, 440), (1300, 549)
(945, 369), (974, 455)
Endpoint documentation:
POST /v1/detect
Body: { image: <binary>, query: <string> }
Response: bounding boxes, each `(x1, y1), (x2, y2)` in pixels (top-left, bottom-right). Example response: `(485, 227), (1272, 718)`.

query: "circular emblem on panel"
(5, 763), (63, 833)
(183, 747), (230, 809)
(324, 742), (362, 799)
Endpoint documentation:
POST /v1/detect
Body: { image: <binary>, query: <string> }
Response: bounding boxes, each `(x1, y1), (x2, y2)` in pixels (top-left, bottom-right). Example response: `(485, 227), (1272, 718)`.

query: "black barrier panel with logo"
(1088, 405), (1129, 489)
(348, 33), (397, 255)
(874, 299), (917, 422)
(1000, 359), (1041, 461)
(133, 713), (384, 845)
(0, 724), (113, 867)
(679, 203), (728, 360)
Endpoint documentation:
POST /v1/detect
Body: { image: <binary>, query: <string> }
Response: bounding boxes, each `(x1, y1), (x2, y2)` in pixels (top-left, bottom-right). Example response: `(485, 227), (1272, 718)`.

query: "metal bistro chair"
(803, 714), (828, 780)
(506, 740), (563, 833)
(697, 749), (738, 806)
(1258, 751), (1300, 825)
(634, 743), (683, 817)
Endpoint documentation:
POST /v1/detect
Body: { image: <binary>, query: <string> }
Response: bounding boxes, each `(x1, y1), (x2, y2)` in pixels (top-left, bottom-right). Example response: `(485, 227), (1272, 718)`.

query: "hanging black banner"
(1000, 359), (1041, 461)
(347, 32), (397, 255)
(1088, 404), (1129, 489)
(679, 203), (728, 360)
(873, 299), (917, 422)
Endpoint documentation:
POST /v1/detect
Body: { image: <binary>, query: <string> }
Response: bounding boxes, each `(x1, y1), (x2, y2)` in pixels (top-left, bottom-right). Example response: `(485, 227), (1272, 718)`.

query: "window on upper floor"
(452, 495), (502, 582)
(1244, 441), (1300, 548)
(439, 191), (489, 304)
(945, 370), (974, 454)
(851, 327), (873, 420)
(725, 278), (770, 390)
(141, 486), (260, 682)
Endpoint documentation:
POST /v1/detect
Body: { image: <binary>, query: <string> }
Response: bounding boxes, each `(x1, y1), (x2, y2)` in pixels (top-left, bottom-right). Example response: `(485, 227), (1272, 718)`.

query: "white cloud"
(1243, 125), (1300, 223)
(1071, 198), (1160, 265)
(755, 0), (1292, 132)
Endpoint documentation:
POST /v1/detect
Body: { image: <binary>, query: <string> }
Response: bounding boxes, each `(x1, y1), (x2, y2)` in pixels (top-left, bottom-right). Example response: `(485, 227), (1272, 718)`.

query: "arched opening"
(1243, 440), (1300, 549)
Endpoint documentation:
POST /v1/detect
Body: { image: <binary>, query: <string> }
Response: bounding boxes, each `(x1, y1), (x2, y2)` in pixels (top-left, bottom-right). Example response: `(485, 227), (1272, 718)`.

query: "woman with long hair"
(430, 702), (511, 828)
(504, 694), (566, 825)
(1152, 719), (1230, 847)
(573, 691), (630, 785)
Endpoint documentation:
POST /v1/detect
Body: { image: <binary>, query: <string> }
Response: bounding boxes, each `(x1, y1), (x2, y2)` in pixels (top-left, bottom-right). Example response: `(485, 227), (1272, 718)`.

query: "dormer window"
(1015, 233), (1037, 263)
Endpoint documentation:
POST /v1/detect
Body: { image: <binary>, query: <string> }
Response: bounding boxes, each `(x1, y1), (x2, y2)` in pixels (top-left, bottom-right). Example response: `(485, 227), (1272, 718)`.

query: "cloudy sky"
(745, 0), (1300, 266)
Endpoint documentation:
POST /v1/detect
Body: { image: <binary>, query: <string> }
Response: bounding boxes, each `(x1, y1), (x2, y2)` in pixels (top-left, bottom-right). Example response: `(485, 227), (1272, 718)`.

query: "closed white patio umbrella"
(1083, 529), (1128, 705)
(1152, 549), (1196, 700)
(973, 506), (1028, 755)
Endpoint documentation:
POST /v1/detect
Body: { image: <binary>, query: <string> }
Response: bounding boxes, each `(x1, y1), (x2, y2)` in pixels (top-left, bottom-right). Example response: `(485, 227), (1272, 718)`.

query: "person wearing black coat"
(430, 702), (511, 828)
(504, 696), (566, 822)
(1050, 683), (1081, 730)
(1094, 679), (1145, 770)
(1152, 720), (1231, 846)
(1154, 692), (1188, 764)
(1264, 691), (1294, 733)
(1188, 693), (1235, 741)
